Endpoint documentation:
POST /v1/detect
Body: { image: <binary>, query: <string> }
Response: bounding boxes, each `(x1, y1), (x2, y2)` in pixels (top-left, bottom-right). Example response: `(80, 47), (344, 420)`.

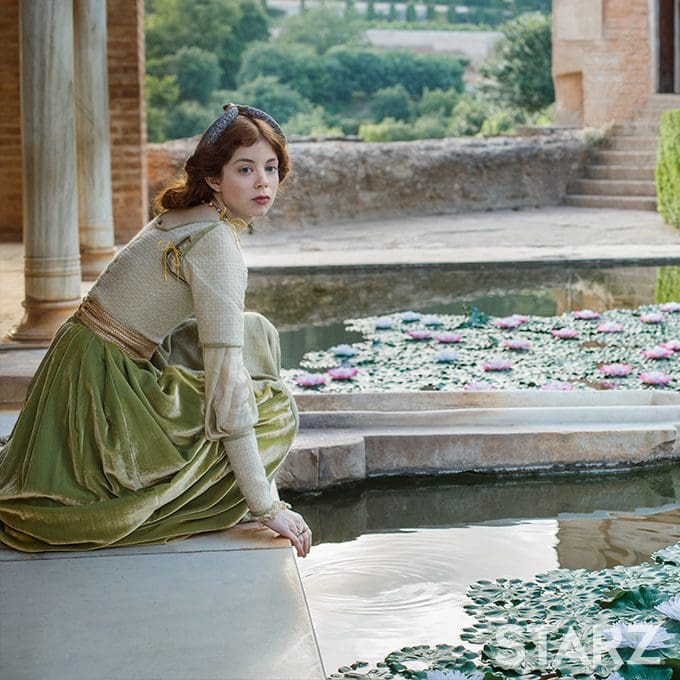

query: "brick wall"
(553, 0), (652, 126)
(107, 0), (148, 242)
(0, 0), (22, 241)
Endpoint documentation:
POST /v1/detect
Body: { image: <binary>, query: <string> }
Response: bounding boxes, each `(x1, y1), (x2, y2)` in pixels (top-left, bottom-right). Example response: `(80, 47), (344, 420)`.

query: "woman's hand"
(262, 507), (312, 558)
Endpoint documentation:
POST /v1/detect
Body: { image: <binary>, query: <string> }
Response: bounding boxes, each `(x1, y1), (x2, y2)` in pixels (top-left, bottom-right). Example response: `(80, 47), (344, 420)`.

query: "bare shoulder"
(155, 204), (218, 230)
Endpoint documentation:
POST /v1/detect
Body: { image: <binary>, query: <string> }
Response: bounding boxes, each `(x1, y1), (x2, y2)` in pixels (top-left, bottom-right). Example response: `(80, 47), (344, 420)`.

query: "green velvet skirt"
(0, 313), (298, 552)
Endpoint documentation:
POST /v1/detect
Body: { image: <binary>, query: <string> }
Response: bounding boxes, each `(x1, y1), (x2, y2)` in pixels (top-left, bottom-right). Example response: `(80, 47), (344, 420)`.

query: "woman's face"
(207, 138), (280, 221)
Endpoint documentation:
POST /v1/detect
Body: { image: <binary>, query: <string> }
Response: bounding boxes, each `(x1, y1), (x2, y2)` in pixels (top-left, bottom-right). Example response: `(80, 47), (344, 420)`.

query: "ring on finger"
(294, 526), (308, 536)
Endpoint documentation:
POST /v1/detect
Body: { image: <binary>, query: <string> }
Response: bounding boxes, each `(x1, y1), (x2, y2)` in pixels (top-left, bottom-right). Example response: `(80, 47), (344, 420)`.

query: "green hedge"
(656, 108), (680, 227)
(655, 266), (680, 302)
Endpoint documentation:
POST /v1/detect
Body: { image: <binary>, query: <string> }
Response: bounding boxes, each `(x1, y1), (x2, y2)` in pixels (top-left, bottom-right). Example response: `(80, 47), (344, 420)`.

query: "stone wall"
(147, 133), (589, 231)
(552, 0), (653, 126)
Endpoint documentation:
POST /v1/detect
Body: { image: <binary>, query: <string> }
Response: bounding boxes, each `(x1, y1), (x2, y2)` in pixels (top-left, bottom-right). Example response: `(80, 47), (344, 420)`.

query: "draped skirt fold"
(0, 313), (298, 552)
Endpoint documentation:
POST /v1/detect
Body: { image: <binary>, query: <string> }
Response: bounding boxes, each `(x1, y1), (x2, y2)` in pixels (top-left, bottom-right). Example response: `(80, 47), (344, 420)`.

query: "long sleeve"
(182, 223), (274, 516)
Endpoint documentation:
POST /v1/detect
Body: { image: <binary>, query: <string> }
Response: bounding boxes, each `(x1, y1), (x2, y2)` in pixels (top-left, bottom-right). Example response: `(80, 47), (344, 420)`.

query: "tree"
(275, 5), (367, 55)
(388, 0), (397, 21)
(479, 12), (554, 114)
(227, 75), (315, 123)
(366, 0), (376, 20)
(405, 1), (417, 22)
(145, 0), (269, 88)
(371, 84), (415, 122)
(148, 47), (222, 104)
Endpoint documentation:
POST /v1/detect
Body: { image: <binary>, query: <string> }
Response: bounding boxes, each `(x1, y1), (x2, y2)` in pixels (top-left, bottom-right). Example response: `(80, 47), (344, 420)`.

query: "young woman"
(0, 104), (312, 556)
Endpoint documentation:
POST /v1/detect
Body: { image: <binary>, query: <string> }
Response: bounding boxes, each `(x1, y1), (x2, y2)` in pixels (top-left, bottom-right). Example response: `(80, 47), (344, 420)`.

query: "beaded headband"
(201, 103), (286, 147)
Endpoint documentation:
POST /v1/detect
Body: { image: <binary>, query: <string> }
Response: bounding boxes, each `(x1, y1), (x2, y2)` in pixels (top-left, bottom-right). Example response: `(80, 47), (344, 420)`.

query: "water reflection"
(246, 264), (663, 367)
(288, 464), (680, 673)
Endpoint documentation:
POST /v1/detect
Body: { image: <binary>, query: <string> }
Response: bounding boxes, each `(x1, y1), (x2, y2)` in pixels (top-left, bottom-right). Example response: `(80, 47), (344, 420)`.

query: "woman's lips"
(253, 196), (270, 204)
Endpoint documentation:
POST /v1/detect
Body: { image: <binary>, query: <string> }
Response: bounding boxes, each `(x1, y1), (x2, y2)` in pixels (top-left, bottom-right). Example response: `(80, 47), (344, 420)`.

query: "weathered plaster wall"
(552, 0), (653, 126)
(147, 134), (588, 232)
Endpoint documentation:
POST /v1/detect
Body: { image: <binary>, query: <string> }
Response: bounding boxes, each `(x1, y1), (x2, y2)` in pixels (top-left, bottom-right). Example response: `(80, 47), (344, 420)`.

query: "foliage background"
(145, 0), (554, 142)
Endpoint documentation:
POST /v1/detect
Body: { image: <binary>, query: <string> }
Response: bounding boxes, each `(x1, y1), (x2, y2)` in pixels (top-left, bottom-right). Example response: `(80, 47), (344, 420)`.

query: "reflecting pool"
(245, 263), (677, 368)
(285, 464), (680, 674)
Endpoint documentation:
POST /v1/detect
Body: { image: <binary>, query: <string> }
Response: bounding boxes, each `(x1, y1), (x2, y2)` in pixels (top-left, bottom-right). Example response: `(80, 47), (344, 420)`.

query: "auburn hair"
(153, 115), (291, 215)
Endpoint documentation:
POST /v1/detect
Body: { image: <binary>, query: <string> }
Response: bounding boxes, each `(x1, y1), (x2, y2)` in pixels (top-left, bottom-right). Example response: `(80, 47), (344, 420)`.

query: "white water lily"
(601, 622), (673, 650)
(656, 595), (680, 621)
(425, 671), (485, 680)
(605, 673), (625, 680)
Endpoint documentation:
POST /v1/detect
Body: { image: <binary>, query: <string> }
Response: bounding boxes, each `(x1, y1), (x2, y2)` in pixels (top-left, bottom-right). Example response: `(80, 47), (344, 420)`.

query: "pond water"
(285, 464), (680, 675)
(245, 263), (672, 368)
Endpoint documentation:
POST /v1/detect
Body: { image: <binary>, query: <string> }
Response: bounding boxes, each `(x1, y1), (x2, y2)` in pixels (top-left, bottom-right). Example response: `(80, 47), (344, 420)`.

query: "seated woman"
(0, 104), (312, 556)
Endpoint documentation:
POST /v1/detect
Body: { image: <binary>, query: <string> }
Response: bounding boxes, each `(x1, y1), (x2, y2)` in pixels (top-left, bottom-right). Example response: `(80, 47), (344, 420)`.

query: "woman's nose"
(254, 170), (269, 188)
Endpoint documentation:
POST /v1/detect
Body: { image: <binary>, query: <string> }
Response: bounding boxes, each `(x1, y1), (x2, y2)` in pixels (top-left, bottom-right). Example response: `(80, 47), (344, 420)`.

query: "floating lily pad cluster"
(328, 540), (680, 680)
(286, 304), (680, 393)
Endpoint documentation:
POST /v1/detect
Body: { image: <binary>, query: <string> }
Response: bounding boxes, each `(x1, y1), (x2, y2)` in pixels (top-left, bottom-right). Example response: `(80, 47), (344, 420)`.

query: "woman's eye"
(266, 165), (278, 173)
(239, 166), (253, 174)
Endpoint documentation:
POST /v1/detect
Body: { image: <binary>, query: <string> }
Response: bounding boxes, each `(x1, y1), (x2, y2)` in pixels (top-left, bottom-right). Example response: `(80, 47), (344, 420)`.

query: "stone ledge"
(275, 390), (680, 491)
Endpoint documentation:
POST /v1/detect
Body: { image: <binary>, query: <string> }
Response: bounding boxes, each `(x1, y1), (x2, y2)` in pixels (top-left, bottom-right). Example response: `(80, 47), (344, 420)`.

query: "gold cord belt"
(74, 296), (158, 360)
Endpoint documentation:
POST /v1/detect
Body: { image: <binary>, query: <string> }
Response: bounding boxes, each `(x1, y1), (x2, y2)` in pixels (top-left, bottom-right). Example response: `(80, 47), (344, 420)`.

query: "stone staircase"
(564, 93), (680, 211)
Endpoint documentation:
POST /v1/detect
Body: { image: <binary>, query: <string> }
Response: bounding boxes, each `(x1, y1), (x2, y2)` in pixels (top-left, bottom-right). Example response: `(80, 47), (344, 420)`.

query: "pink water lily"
(640, 312), (665, 324)
(495, 314), (528, 329)
(551, 328), (579, 340)
(434, 331), (463, 344)
(328, 367), (359, 381)
(597, 322), (624, 333)
(662, 340), (680, 352)
(660, 302), (680, 313)
(504, 338), (531, 351)
(483, 357), (513, 371)
(540, 380), (575, 391)
(573, 309), (600, 320)
(295, 373), (327, 388)
(643, 345), (674, 360)
(600, 363), (633, 377)
(640, 371), (672, 386)
(406, 329), (433, 341)
(464, 381), (496, 391)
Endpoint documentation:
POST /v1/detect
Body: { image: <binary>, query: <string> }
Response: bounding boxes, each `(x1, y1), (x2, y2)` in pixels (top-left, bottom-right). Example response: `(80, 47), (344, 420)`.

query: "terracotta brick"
(553, 0), (654, 126)
(0, 0), (22, 241)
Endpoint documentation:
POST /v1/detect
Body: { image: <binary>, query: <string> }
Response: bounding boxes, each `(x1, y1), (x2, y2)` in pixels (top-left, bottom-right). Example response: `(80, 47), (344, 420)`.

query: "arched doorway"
(658, 0), (680, 93)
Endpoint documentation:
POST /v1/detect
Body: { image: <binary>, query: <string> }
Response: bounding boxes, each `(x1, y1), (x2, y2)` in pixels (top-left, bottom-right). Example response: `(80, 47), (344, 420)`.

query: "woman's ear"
(204, 176), (221, 192)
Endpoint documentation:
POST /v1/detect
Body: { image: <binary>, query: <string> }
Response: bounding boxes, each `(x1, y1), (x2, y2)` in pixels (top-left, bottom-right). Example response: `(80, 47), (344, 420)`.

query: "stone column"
(74, 0), (115, 280)
(10, 0), (82, 343)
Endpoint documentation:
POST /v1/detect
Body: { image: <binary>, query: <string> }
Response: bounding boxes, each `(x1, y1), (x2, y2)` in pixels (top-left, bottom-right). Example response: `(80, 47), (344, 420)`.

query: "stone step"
(586, 164), (656, 181)
(593, 150), (658, 165)
(614, 122), (660, 136)
(641, 94), (680, 111)
(563, 194), (657, 210)
(280, 421), (680, 491)
(294, 390), (680, 411)
(608, 136), (659, 152)
(567, 178), (657, 197)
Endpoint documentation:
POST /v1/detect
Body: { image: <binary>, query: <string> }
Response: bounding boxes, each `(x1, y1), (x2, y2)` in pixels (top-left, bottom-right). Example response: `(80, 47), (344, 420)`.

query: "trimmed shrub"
(656, 109), (680, 228)
(655, 266), (680, 302)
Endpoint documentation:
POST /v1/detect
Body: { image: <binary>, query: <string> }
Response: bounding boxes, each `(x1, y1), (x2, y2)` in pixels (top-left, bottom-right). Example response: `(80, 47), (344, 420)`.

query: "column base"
(6, 298), (81, 346)
(80, 246), (115, 281)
